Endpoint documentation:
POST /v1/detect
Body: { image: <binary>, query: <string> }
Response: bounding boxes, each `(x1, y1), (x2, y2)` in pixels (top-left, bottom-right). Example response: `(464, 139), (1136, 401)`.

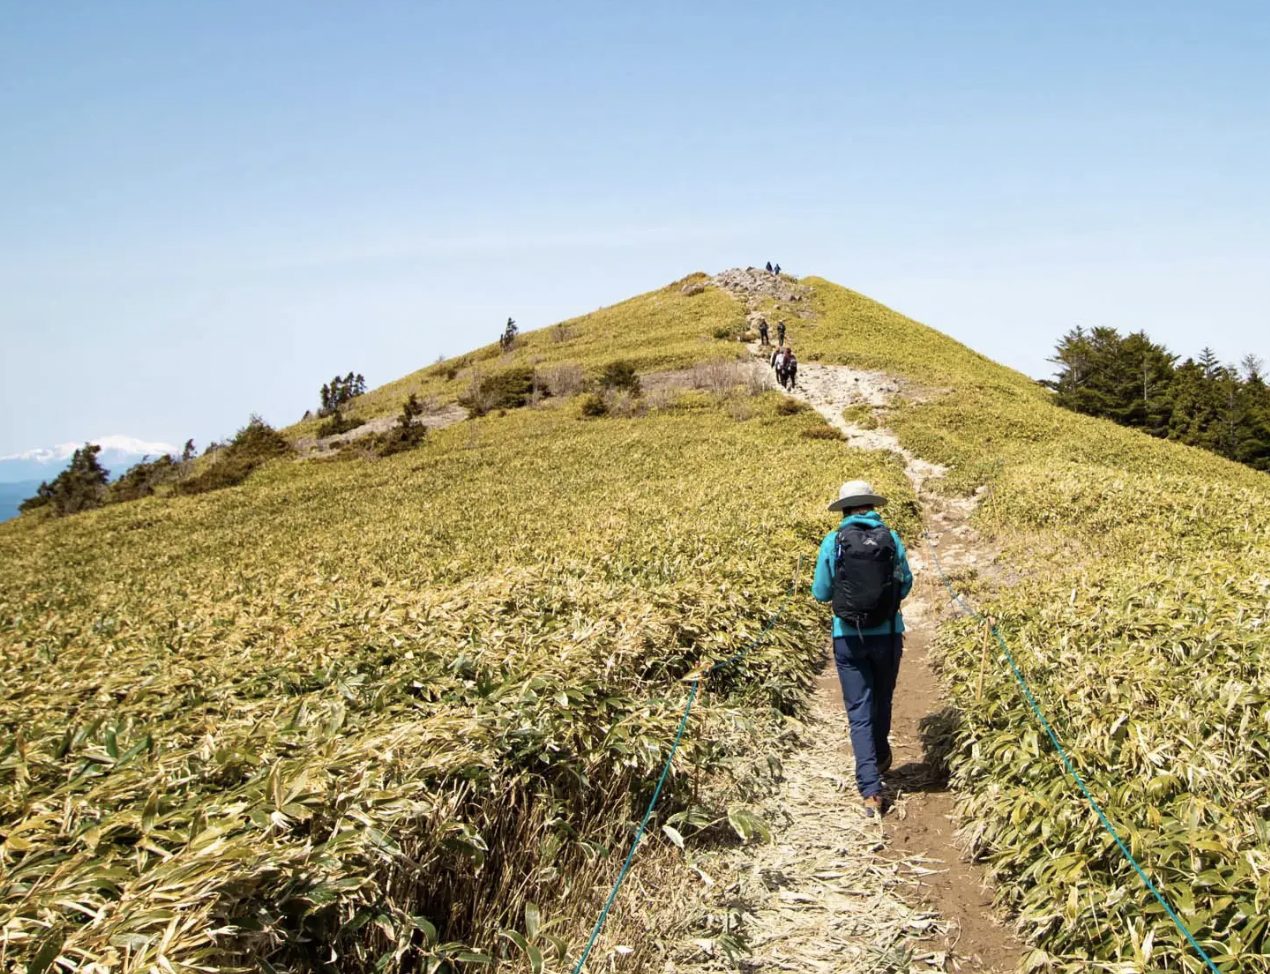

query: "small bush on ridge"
(579, 393), (608, 417)
(179, 416), (292, 495)
(316, 413), (366, 438)
(776, 398), (809, 415)
(459, 367), (539, 417)
(598, 360), (641, 396)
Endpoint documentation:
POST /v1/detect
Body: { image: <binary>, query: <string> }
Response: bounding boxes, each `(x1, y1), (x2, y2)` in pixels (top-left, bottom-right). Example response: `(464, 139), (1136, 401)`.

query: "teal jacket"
(811, 511), (914, 637)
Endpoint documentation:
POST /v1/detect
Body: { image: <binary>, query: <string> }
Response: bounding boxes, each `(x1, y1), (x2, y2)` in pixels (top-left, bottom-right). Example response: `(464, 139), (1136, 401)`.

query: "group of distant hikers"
(764, 260), (782, 274)
(756, 317), (796, 390)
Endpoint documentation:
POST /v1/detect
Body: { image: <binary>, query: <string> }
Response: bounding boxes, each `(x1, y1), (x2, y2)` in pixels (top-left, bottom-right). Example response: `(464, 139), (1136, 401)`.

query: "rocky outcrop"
(711, 266), (812, 327)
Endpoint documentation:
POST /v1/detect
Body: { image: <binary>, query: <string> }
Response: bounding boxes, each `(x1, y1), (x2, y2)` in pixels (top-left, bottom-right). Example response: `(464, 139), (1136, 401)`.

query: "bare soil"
(295, 404), (467, 455)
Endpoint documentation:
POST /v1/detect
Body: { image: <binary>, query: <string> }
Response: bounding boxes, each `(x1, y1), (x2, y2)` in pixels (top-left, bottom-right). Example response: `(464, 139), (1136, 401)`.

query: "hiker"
(776, 320), (786, 346)
(765, 261), (773, 273)
(774, 262), (781, 275)
(770, 345), (785, 371)
(779, 348), (798, 390)
(757, 318), (770, 346)
(812, 481), (913, 817)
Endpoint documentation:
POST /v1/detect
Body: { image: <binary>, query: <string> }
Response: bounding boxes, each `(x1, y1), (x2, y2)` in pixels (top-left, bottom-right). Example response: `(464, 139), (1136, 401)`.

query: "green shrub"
(598, 360), (641, 396)
(800, 426), (843, 441)
(776, 398), (809, 415)
(458, 367), (538, 417)
(316, 413), (365, 438)
(375, 394), (428, 456)
(579, 393), (608, 417)
(107, 455), (183, 503)
(179, 416), (292, 495)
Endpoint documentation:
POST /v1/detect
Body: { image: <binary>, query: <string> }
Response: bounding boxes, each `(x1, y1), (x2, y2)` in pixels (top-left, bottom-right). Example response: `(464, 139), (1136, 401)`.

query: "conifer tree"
(1051, 329), (1270, 470)
(20, 443), (110, 516)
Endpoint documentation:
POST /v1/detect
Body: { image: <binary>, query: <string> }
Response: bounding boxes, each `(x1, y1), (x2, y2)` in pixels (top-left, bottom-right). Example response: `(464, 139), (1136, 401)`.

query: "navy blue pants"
(833, 632), (903, 798)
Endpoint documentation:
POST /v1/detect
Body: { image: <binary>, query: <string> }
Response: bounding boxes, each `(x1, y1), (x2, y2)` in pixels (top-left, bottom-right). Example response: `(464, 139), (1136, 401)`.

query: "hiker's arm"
(895, 533), (914, 600)
(811, 535), (834, 602)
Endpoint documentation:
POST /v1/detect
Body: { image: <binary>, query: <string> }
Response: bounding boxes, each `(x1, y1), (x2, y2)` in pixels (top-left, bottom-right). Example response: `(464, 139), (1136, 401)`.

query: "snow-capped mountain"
(0, 435), (181, 484)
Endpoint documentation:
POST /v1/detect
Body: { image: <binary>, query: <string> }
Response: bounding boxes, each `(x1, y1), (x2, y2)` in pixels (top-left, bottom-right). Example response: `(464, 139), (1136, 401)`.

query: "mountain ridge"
(1, 271), (1266, 972)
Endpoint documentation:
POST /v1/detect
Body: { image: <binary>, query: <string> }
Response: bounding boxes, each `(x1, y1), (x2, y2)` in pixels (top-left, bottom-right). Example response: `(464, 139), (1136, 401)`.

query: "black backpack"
(831, 523), (900, 630)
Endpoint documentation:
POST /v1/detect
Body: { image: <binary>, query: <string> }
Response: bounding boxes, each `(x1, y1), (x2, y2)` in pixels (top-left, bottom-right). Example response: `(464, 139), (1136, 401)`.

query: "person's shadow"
(889, 706), (960, 793)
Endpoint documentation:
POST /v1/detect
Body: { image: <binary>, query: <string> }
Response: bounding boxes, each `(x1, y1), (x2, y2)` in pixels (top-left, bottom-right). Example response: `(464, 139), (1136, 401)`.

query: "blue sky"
(2, 1), (1267, 457)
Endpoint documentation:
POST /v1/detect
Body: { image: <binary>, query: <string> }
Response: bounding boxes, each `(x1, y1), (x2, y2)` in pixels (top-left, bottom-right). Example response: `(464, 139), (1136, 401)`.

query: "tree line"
(19, 365), (438, 518)
(1047, 327), (1270, 471)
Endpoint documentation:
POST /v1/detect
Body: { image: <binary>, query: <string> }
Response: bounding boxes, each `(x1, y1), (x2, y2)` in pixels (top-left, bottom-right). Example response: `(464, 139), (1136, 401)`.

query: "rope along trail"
(923, 529), (1223, 974)
(569, 557), (803, 974)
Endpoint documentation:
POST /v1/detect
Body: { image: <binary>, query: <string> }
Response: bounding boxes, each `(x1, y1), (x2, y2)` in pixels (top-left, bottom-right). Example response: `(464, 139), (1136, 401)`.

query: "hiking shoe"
(862, 794), (885, 818)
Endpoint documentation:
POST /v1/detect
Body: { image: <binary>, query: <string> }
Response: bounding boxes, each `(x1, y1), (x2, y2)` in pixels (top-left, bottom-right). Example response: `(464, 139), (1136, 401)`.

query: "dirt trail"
(673, 272), (1024, 971)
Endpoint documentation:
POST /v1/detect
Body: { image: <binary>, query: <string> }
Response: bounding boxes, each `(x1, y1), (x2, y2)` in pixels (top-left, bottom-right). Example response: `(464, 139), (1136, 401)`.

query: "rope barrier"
(922, 529), (1222, 974)
(568, 556), (803, 974)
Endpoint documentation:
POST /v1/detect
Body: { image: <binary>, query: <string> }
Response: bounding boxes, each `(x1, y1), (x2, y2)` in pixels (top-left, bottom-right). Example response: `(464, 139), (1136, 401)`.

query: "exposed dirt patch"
(295, 405), (467, 456)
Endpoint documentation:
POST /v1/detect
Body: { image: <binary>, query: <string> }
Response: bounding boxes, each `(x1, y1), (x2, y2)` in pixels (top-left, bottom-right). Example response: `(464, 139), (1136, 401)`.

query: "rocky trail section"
(709, 267), (813, 332)
(671, 273), (1023, 971)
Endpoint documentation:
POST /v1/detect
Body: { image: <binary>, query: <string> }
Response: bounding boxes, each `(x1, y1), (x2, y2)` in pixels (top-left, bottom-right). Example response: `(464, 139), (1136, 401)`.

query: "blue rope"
(923, 530), (1222, 973)
(569, 556), (803, 973)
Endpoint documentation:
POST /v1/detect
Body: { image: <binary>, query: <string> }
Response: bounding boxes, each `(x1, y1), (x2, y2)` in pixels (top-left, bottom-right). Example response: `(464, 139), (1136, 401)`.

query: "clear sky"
(3, 1), (1267, 457)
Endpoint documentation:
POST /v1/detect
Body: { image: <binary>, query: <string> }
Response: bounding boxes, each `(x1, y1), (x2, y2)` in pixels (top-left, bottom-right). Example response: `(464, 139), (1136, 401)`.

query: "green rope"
(923, 530), (1222, 973)
(569, 556), (803, 973)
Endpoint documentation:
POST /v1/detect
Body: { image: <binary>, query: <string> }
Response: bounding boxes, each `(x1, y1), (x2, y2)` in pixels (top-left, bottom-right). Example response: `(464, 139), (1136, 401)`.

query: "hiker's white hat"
(828, 480), (887, 512)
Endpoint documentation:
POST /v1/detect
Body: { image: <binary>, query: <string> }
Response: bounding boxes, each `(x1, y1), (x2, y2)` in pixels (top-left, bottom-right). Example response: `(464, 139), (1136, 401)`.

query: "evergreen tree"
(1198, 346), (1222, 379)
(375, 393), (427, 455)
(20, 443), (110, 516)
(1048, 326), (1174, 433)
(318, 371), (367, 415)
(1233, 372), (1270, 470)
(399, 392), (424, 429)
(1051, 329), (1270, 471)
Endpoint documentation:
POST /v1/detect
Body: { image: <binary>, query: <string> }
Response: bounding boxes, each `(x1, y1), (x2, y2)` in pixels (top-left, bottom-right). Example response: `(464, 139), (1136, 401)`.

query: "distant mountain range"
(0, 435), (179, 522)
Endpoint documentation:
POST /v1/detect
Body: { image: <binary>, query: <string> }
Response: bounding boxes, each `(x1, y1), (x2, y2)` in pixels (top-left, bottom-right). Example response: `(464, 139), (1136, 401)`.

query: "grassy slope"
(790, 279), (1270, 971)
(0, 280), (913, 972)
(290, 274), (746, 439)
(4, 272), (1267, 971)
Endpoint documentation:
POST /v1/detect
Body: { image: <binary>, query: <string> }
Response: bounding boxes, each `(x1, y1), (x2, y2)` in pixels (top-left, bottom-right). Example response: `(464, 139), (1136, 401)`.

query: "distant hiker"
(776, 320), (786, 346)
(765, 261), (773, 273)
(758, 318), (770, 346)
(812, 481), (913, 817)
(774, 347), (795, 390)
(774, 262), (781, 275)
(778, 349), (798, 390)
(770, 345), (786, 370)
